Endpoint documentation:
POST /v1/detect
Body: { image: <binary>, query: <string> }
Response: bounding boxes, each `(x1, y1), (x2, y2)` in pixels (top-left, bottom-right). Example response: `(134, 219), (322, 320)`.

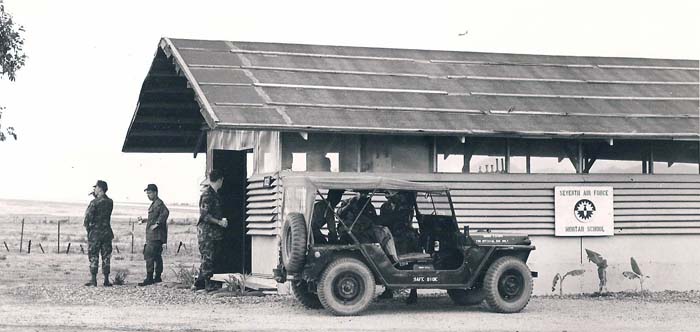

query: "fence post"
(27, 240), (31, 254)
(19, 218), (25, 253)
(130, 218), (135, 254)
(66, 242), (71, 254)
(57, 220), (61, 253)
(39, 243), (45, 253)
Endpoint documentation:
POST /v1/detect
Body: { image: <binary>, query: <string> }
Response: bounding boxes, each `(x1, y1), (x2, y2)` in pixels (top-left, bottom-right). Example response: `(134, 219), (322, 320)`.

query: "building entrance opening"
(212, 149), (252, 274)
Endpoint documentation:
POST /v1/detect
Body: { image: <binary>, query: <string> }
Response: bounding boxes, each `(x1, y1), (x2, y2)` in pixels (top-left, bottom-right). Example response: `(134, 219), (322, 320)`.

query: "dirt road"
(2, 283), (699, 332)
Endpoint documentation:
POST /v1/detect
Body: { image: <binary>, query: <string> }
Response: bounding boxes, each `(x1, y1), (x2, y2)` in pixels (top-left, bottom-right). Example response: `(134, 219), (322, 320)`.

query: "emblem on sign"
(574, 199), (595, 223)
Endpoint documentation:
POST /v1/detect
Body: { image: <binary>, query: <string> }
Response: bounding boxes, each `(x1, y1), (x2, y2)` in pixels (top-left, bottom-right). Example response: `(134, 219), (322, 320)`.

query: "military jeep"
(274, 175), (536, 316)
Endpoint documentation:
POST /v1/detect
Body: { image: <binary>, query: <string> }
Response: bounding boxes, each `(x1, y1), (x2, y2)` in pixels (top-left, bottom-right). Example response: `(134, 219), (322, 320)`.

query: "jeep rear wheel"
(317, 257), (375, 316)
(447, 287), (485, 306)
(281, 213), (307, 273)
(483, 256), (533, 313)
(291, 280), (323, 309)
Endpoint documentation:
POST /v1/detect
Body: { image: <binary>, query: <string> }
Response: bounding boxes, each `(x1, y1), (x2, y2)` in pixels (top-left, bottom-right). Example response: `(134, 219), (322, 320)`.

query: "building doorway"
(212, 149), (252, 274)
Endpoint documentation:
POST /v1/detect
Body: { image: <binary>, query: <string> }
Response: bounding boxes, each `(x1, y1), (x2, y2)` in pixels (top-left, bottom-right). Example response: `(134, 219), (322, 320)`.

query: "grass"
(0, 200), (200, 288)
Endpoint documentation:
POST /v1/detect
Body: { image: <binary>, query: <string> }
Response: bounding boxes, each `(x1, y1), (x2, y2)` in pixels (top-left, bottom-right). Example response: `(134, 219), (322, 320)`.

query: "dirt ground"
(2, 201), (700, 331)
(2, 282), (700, 332)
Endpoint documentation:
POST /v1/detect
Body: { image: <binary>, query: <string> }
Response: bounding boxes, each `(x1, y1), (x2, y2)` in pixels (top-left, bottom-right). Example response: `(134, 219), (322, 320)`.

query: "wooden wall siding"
(251, 172), (700, 237)
(245, 174), (280, 236)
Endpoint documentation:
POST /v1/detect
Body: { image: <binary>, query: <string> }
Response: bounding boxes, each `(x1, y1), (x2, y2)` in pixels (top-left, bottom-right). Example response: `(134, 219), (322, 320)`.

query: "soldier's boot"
(204, 278), (217, 292)
(103, 274), (113, 287)
(378, 288), (394, 299)
(84, 273), (97, 287)
(138, 272), (154, 287)
(153, 273), (162, 283)
(405, 289), (418, 305)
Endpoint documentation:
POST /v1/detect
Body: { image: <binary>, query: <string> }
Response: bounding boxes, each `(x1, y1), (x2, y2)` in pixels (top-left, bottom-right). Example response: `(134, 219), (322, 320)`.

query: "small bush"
(552, 269), (586, 296)
(113, 269), (129, 285)
(623, 257), (650, 291)
(171, 263), (198, 286)
(224, 273), (247, 294)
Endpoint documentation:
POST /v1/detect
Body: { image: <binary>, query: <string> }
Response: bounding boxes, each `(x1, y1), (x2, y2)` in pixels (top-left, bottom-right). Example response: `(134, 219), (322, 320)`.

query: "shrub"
(585, 249), (608, 293)
(224, 273), (247, 294)
(552, 269), (585, 296)
(171, 263), (198, 286)
(113, 269), (129, 285)
(623, 257), (650, 291)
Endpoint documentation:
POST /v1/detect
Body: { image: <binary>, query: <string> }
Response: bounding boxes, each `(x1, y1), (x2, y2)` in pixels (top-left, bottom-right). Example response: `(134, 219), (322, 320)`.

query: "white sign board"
(554, 186), (614, 236)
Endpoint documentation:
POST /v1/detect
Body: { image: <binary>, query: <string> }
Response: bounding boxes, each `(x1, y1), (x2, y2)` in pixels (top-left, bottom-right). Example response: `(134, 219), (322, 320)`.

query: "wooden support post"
(505, 139), (510, 173)
(649, 143), (655, 174)
(66, 243), (71, 254)
(526, 142), (531, 174)
(39, 243), (45, 253)
(27, 240), (31, 254)
(577, 141), (584, 174)
(462, 140), (475, 173)
(19, 218), (24, 253)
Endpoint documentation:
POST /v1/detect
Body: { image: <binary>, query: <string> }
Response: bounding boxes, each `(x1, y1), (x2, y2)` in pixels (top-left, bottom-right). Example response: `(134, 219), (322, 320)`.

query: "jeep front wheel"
(447, 287), (485, 306)
(290, 280), (323, 309)
(317, 257), (375, 316)
(483, 256), (533, 313)
(281, 213), (307, 273)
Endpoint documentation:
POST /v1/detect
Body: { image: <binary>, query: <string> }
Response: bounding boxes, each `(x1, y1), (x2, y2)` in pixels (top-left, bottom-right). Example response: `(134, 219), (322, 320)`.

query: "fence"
(1, 217), (197, 257)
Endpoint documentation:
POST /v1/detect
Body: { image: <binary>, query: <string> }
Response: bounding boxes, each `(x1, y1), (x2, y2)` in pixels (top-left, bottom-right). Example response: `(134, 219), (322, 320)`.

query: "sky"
(0, 0), (698, 204)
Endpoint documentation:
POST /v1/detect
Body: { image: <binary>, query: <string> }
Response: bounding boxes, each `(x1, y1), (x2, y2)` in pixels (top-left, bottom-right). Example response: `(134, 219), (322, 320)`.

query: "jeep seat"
(397, 252), (432, 263)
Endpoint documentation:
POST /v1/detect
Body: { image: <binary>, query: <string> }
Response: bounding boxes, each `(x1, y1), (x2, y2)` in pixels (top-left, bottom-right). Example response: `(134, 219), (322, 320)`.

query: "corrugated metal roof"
(123, 37), (699, 152)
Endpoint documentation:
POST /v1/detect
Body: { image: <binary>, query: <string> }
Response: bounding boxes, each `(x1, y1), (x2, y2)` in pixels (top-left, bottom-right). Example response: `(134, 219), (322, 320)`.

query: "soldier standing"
(138, 184), (169, 286)
(194, 170), (228, 291)
(84, 180), (114, 287)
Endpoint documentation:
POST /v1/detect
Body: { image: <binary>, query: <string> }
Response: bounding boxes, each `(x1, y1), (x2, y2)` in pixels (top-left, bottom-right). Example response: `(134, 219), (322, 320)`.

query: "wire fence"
(1, 217), (197, 257)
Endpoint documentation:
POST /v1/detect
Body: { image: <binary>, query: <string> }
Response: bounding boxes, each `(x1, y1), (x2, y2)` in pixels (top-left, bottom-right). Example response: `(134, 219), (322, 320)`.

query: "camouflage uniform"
(379, 192), (421, 254)
(336, 195), (377, 243)
(144, 197), (169, 279)
(84, 195), (114, 276)
(197, 185), (225, 281)
(311, 200), (338, 244)
(337, 194), (399, 261)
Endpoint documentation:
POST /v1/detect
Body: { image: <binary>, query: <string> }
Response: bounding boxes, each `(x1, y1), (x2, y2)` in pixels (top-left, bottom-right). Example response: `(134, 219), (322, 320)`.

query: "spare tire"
(281, 212), (308, 273)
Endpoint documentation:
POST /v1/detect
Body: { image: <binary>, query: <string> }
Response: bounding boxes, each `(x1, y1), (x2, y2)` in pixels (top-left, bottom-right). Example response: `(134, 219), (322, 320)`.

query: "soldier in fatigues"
(84, 180), (114, 287)
(378, 191), (421, 303)
(337, 191), (399, 262)
(138, 184), (169, 286)
(311, 189), (344, 244)
(194, 170), (228, 292)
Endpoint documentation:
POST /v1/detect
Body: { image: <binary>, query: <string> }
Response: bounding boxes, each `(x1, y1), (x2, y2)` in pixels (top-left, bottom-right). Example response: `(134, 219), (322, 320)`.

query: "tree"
(0, 3), (26, 141)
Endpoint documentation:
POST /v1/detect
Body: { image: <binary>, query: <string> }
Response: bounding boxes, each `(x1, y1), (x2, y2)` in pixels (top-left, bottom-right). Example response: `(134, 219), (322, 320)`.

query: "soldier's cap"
(93, 180), (108, 192)
(144, 184), (158, 192)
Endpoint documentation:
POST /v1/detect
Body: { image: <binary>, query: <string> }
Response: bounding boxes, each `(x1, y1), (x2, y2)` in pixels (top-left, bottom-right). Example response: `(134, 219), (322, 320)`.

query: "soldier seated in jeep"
(311, 189), (344, 244)
(336, 191), (399, 263)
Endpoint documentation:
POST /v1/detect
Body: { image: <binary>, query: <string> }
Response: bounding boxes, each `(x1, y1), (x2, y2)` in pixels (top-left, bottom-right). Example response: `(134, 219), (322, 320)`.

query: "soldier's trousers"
(88, 239), (112, 275)
(144, 240), (164, 276)
(198, 239), (222, 279)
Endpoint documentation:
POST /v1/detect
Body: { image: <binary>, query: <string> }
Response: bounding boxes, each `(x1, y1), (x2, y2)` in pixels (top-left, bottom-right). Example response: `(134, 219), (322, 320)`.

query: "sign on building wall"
(554, 186), (614, 236)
